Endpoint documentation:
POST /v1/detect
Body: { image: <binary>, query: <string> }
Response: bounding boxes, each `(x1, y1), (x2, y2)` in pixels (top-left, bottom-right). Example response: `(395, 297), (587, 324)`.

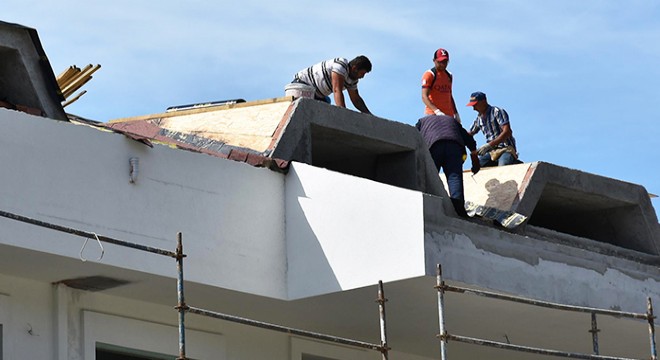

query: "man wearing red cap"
(421, 48), (461, 123)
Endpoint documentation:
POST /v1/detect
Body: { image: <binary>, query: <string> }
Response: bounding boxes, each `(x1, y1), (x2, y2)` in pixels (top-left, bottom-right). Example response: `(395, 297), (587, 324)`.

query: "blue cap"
(466, 91), (486, 106)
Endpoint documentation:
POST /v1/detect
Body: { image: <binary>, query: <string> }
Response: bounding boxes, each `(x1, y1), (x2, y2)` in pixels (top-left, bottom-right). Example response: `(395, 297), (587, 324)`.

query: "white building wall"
(0, 108), (287, 299)
(1, 108), (434, 301)
(286, 163), (426, 299)
(0, 109), (439, 359)
(0, 273), (278, 359)
(2, 273), (427, 360)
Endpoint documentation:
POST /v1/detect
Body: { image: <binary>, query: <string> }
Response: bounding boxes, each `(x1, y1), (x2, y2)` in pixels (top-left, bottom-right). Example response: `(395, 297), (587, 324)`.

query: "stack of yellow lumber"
(56, 64), (101, 108)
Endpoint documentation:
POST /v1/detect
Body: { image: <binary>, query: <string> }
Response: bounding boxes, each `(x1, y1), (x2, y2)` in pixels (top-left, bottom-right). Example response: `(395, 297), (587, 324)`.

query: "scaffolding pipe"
(446, 333), (643, 360)
(0, 209), (177, 258)
(648, 297), (658, 360)
(186, 306), (385, 352)
(377, 280), (390, 360)
(1, 208), (390, 358)
(175, 233), (188, 360)
(589, 312), (600, 355)
(442, 283), (649, 320)
(435, 264), (448, 360)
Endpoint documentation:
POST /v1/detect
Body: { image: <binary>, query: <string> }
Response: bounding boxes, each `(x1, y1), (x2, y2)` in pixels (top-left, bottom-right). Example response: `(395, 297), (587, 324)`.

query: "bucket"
(284, 83), (315, 99)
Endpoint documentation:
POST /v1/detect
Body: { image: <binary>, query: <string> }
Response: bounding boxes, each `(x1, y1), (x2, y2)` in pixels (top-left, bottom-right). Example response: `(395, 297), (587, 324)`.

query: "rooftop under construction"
(0, 18), (659, 360)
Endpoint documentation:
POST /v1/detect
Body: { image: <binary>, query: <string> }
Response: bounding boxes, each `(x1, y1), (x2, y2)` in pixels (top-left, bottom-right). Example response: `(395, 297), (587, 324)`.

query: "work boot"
(450, 198), (469, 218)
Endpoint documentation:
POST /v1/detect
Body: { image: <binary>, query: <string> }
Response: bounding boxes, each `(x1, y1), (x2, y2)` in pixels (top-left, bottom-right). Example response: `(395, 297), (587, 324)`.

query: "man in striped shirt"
(291, 56), (372, 114)
(467, 91), (519, 167)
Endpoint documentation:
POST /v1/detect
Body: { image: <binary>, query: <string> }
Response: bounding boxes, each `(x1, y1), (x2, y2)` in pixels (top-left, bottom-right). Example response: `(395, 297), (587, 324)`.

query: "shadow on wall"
(484, 179), (520, 210)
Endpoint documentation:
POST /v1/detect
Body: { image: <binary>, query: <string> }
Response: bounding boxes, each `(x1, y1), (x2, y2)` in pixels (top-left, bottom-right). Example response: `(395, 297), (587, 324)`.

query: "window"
(302, 354), (339, 360)
(96, 343), (177, 360)
(291, 337), (369, 360)
(83, 311), (224, 359)
(0, 293), (6, 360)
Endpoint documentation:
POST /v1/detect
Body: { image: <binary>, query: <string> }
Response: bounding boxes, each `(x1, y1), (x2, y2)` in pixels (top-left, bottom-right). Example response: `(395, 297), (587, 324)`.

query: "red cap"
(434, 48), (449, 61)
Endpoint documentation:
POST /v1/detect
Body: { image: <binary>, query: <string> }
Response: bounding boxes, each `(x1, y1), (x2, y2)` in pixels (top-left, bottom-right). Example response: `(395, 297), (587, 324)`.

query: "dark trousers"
(429, 141), (468, 217)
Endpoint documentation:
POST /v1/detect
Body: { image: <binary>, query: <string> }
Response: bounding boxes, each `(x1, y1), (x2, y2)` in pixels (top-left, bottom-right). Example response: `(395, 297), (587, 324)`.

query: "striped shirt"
(469, 105), (516, 149)
(294, 58), (359, 98)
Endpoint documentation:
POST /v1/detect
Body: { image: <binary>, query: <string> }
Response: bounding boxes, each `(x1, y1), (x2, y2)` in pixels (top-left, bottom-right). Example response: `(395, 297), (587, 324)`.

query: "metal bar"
(446, 333), (643, 360)
(441, 284), (648, 320)
(648, 297), (658, 360)
(377, 280), (389, 360)
(589, 312), (600, 355)
(0, 209), (177, 258)
(186, 306), (384, 352)
(175, 233), (188, 360)
(436, 264), (448, 360)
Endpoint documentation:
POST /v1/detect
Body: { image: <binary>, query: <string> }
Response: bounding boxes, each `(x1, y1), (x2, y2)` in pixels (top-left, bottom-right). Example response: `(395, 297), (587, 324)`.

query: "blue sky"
(5, 0), (660, 217)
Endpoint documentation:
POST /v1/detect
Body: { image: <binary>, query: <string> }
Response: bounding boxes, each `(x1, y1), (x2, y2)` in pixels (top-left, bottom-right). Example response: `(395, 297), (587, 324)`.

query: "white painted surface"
(0, 108), (429, 301)
(0, 108), (287, 298)
(291, 337), (376, 360)
(286, 163), (425, 299)
(83, 311), (225, 359)
(0, 274), (314, 360)
(0, 276), (54, 359)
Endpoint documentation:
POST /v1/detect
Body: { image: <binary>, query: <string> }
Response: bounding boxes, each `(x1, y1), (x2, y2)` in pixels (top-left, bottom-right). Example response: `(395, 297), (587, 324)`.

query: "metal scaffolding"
(173, 234), (390, 360)
(0, 210), (389, 360)
(2, 209), (658, 360)
(435, 263), (658, 360)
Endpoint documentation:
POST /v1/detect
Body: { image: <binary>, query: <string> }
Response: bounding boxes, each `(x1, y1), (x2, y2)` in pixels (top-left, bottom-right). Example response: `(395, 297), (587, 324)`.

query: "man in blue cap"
(467, 91), (519, 167)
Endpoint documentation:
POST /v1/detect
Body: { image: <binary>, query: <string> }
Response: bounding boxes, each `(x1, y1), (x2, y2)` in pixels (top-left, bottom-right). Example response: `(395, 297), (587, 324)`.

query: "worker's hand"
(454, 112), (461, 124)
(470, 152), (480, 174)
(477, 143), (493, 156)
(434, 109), (445, 116)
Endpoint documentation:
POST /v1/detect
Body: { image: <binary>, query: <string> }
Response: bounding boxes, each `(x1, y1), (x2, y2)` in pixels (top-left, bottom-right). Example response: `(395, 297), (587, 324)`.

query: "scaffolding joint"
(433, 281), (447, 291)
(437, 331), (449, 342)
(175, 302), (190, 311)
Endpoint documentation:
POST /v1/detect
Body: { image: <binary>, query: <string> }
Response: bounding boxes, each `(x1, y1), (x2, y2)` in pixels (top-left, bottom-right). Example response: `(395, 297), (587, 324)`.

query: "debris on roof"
(166, 98), (246, 112)
(56, 64), (102, 108)
(104, 116), (290, 173)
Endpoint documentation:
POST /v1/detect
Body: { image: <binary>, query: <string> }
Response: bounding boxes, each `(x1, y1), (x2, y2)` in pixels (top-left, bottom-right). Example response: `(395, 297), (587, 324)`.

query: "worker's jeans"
(479, 151), (516, 167)
(430, 141), (464, 200)
(429, 141), (467, 217)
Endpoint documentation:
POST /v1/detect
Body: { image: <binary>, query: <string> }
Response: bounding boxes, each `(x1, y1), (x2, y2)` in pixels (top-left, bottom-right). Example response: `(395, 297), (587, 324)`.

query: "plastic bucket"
(284, 83), (315, 99)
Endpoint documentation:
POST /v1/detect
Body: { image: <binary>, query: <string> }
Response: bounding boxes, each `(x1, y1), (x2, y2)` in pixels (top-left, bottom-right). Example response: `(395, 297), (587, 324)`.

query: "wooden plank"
(109, 96), (294, 123)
